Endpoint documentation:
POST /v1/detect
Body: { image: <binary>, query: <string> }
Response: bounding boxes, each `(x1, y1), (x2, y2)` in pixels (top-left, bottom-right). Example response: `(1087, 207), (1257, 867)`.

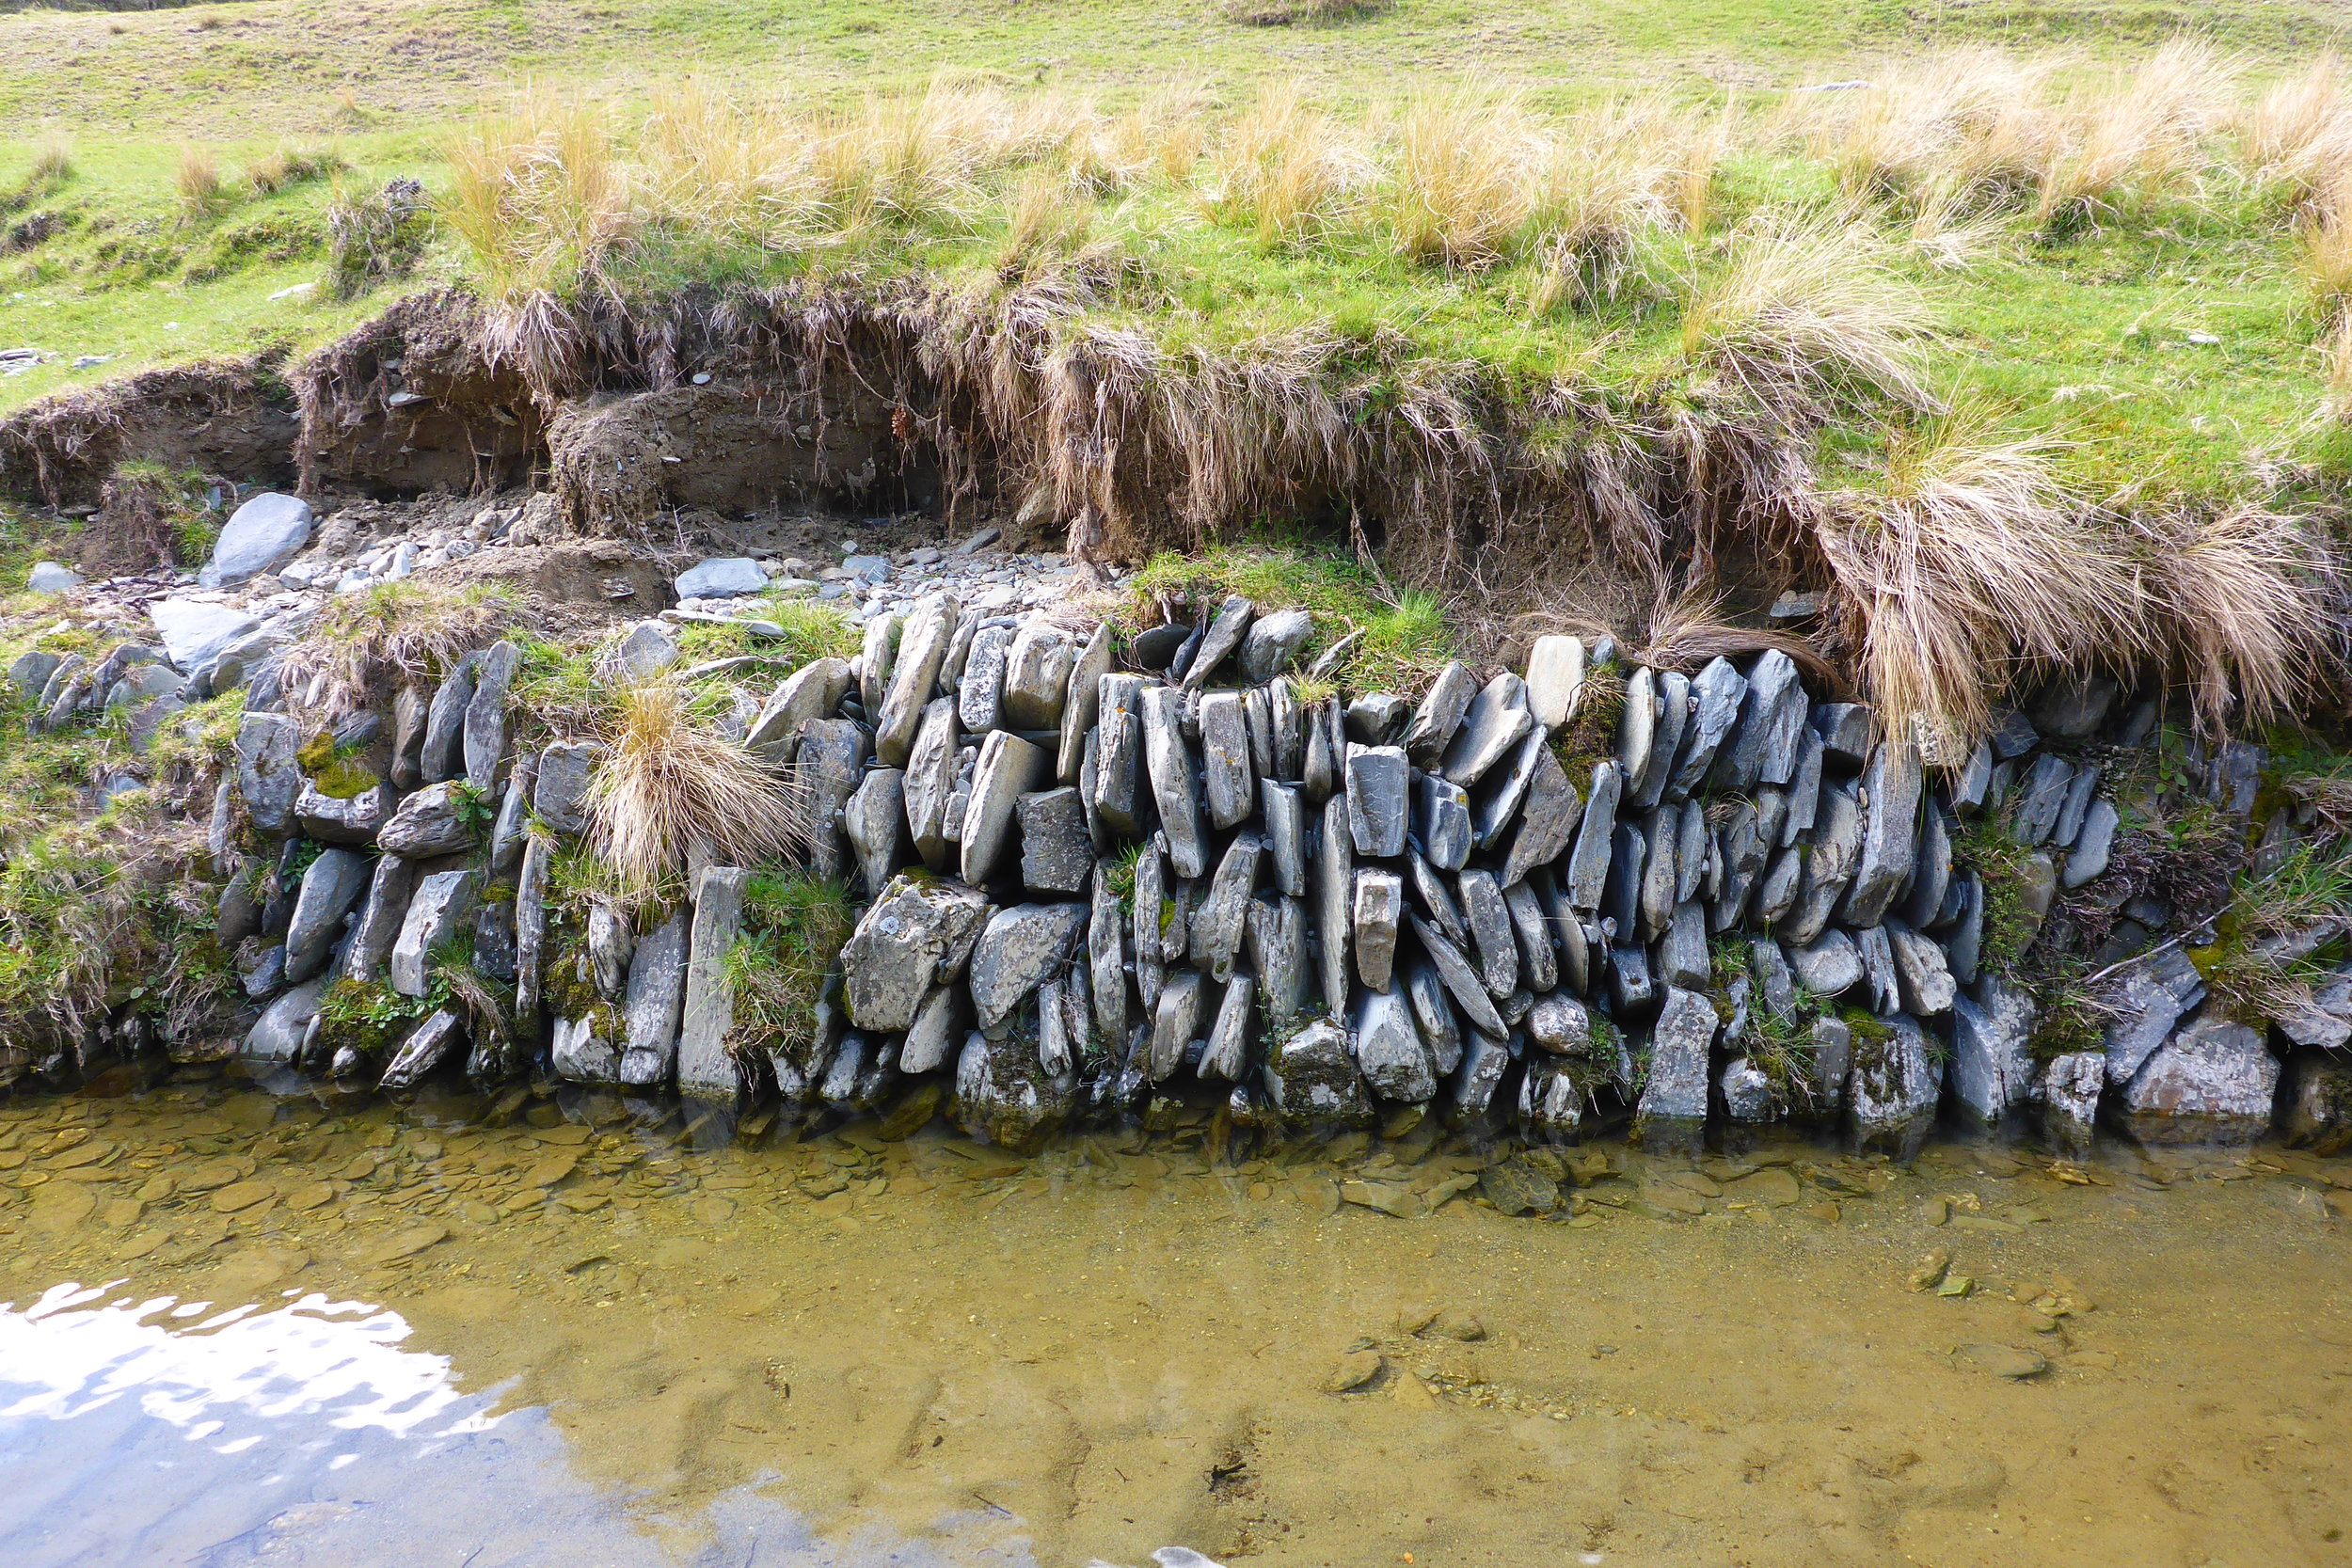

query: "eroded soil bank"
(4, 1083), (2350, 1568)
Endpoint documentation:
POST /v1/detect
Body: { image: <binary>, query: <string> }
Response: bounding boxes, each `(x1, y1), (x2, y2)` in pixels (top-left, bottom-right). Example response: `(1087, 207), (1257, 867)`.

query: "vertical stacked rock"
(199, 580), (2324, 1156)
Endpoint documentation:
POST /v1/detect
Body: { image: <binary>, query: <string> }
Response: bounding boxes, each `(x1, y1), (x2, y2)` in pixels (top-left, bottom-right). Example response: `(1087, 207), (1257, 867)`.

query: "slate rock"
(1523, 636), (1584, 729)
(1950, 974), (2037, 1127)
(1346, 743), (1410, 860)
(1191, 833), (1264, 983)
(1315, 800), (1354, 1013)
(1500, 745), (1582, 887)
(1439, 673), (1533, 787)
(390, 870), (480, 998)
(1636, 986), (1718, 1131)
(1353, 868), (1405, 990)
(1148, 968), (1206, 1080)
(1015, 785), (1091, 895)
(605, 620), (680, 682)
(960, 729), (1045, 884)
(2122, 1010), (2280, 1146)
(841, 873), (991, 1032)
(968, 902), (1090, 1030)
(746, 657), (854, 761)
(1666, 657), (1748, 800)
(1238, 607), (1313, 683)
(242, 976), (328, 1065)
(295, 779), (395, 846)
(1404, 661), (1479, 765)
(1263, 779), (1309, 896)
(1056, 622), (1114, 784)
(845, 768), (909, 895)
(1181, 595), (1255, 689)
(1261, 1017), (1373, 1126)
(1457, 868), (1518, 997)
(1355, 985), (1437, 1102)
(1199, 689), (1256, 830)
(1406, 913), (1507, 1037)
(1884, 919), (1956, 1015)
(379, 779), (481, 859)
(419, 652), (478, 784)
(283, 847), (372, 986)
(676, 866), (752, 1101)
(877, 594), (960, 768)
(1524, 991), (1590, 1054)
(1142, 687), (1206, 879)
(1001, 621), (1073, 730)
(675, 557), (768, 598)
(27, 561), (80, 594)
(533, 741), (599, 837)
(1849, 1013), (1942, 1155)
(204, 492), (313, 588)
(1561, 760), (1622, 911)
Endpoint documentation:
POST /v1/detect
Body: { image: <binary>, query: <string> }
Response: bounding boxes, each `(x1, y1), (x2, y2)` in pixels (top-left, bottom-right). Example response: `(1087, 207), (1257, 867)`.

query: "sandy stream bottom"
(2, 1084), (2349, 1568)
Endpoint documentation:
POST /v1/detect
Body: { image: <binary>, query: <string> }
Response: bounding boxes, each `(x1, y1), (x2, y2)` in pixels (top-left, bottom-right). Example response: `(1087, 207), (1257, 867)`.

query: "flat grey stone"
(860, 612), (900, 720)
(1457, 868), (1518, 997)
(2011, 752), (2074, 845)
(1710, 800), (1763, 931)
(1149, 967), (1205, 1079)
(1854, 924), (1900, 1014)
(1610, 942), (1654, 1013)
(2029, 673), (2119, 739)
(1353, 868), (1405, 990)
(675, 866), (752, 1101)
(1199, 689), (1255, 829)
(1345, 692), (1409, 746)
(1523, 636), (1584, 729)
(1783, 729), (1823, 844)
(1721, 1057), (1775, 1122)
(1636, 986), (1718, 1128)
(1262, 1017), (1371, 1126)
(1440, 673), (1533, 787)
(900, 984), (966, 1074)
(1899, 801), (1953, 928)
(234, 711), (302, 835)
(1884, 918), (1956, 1015)
(2064, 799), (2120, 888)
(1783, 783), (1862, 943)
(1666, 657), (1747, 800)
(842, 872), (991, 1031)
(379, 779), (480, 859)
(1088, 876), (1128, 1043)
(242, 976), (328, 1065)
(1244, 686), (1276, 779)
(1637, 810), (1679, 942)
(746, 657), (853, 762)
(1748, 936), (1796, 1017)
(960, 729), (1045, 884)
(1238, 607), (1313, 683)
(1561, 759), (1622, 911)
(1471, 728), (1549, 850)
(1808, 1016), (1853, 1114)
(589, 904), (634, 999)
(2054, 762), (2102, 847)
(1354, 985), (1436, 1101)
(1346, 743), (1409, 859)
(1404, 661), (1478, 766)
(1180, 594), (1255, 689)
(1848, 1012), (1941, 1151)
(1263, 779), (1309, 896)
(1743, 649), (1811, 787)
(1504, 878), (1555, 993)
(1402, 956), (1463, 1072)
(204, 492), (312, 588)
(1269, 676), (1305, 780)
(1091, 693), (1144, 837)
(412, 652), (476, 786)
(605, 620), (680, 683)
(1001, 621), (1073, 730)
(843, 767), (908, 895)
(876, 595), (960, 768)
(619, 911), (691, 1089)
(378, 1008), (465, 1091)
(968, 901), (1089, 1030)
(1946, 873), (1985, 984)
(283, 847), (371, 985)
(1950, 972), (2036, 1126)
(1813, 701), (1872, 766)
(1500, 745), (1581, 887)
(903, 698), (962, 869)
(1190, 834), (1263, 983)
(2122, 1009), (2280, 1146)
(1406, 848), (1468, 948)
(1953, 739), (1993, 810)
(1200, 972), (1258, 1081)
(8, 649), (60, 699)
(1616, 665), (1657, 791)
(1633, 670), (1689, 811)
(342, 855), (418, 984)
(1406, 912), (1506, 1037)
(675, 557), (768, 598)
(532, 741), (599, 837)
(390, 870), (480, 998)
(1140, 686), (1206, 879)
(2103, 944), (2206, 1086)
(1248, 895), (1311, 1033)
(1786, 930), (1864, 997)
(1988, 707), (2040, 760)
(1655, 898), (1709, 990)
(2041, 1050), (2105, 1151)
(1056, 622), (1113, 784)
(27, 561), (80, 594)
(1301, 694), (1340, 801)
(1315, 800), (1353, 1015)
(1415, 771), (1473, 870)
(1013, 785), (1089, 895)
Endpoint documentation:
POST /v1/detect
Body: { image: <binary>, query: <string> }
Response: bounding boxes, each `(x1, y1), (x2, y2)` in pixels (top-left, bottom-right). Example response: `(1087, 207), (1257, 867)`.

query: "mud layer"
(3, 1085), (2349, 1567)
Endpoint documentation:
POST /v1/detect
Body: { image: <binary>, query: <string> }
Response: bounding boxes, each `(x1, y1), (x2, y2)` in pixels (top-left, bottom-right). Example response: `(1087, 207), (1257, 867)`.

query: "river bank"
(5, 1081), (2350, 1566)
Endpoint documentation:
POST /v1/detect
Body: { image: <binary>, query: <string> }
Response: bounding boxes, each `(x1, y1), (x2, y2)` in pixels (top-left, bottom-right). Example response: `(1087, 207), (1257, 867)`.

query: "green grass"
(1126, 542), (1455, 689)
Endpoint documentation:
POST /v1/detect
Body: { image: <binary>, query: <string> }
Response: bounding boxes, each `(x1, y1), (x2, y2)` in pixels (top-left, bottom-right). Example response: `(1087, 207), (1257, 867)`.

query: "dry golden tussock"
(2242, 53), (2352, 199)
(30, 140), (73, 183)
(2134, 503), (2339, 737)
(1386, 94), (1537, 267)
(175, 146), (225, 214)
(1678, 216), (1933, 414)
(2299, 208), (2352, 323)
(1206, 83), (1364, 245)
(1820, 404), (2149, 757)
(586, 683), (810, 899)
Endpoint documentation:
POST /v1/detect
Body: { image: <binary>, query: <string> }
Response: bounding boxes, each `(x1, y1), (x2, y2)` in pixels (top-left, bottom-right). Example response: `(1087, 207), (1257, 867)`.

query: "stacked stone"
(197, 581), (2316, 1157)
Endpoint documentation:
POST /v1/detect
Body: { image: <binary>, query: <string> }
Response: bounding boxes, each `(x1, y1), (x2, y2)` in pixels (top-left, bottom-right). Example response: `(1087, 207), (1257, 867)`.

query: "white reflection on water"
(0, 1281), (1032, 1568)
(0, 1281), (497, 1449)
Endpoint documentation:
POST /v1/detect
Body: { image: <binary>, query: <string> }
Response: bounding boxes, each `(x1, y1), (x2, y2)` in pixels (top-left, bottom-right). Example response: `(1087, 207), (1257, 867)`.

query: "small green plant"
(316, 976), (435, 1058)
(1549, 653), (1626, 786)
(1101, 839), (1145, 914)
(726, 872), (855, 1058)
(450, 780), (498, 838)
(1126, 542), (1455, 692)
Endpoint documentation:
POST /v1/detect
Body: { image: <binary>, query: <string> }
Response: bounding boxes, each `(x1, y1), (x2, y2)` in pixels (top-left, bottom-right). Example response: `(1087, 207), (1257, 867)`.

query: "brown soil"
(415, 539), (678, 633)
(0, 356), (297, 511)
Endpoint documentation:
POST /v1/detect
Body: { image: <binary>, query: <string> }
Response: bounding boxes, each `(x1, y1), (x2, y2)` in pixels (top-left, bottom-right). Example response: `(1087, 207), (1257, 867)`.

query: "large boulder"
(2121, 1011), (2280, 1146)
(840, 874), (992, 1032)
(377, 780), (481, 859)
(201, 492), (313, 589)
(967, 902), (1089, 1030)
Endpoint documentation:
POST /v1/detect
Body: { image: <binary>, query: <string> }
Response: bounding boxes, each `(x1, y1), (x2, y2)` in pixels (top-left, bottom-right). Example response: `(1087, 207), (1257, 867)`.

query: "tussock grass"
(30, 141), (73, 185)
(585, 682), (809, 899)
(276, 579), (521, 721)
(1679, 215), (1932, 415)
(1205, 83), (1362, 247)
(245, 145), (347, 198)
(2137, 502), (2339, 739)
(175, 146), (226, 216)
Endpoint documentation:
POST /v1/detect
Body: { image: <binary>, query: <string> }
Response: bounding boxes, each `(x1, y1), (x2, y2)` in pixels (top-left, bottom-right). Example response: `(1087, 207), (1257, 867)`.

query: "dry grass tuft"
(1221, 0), (1394, 23)
(1206, 82), (1363, 246)
(2034, 38), (2240, 228)
(1820, 402), (2148, 756)
(245, 144), (347, 198)
(2243, 53), (2352, 201)
(2298, 208), (2352, 324)
(1386, 93), (1535, 267)
(1679, 215), (1934, 415)
(175, 146), (226, 216)
(586, 683), (810, 899)
(277, 580), (520, 721)
(2135, 502), (2340, 738)
(29, 140), (73, 184)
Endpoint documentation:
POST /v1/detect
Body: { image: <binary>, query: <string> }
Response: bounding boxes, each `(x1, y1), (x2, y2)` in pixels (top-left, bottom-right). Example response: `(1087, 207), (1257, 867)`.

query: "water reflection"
(0, 1281), (986, 1568)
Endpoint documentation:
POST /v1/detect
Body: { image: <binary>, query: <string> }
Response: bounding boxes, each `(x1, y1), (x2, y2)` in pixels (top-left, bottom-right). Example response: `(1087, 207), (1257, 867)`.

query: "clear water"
(3, 1082), (2350, 1568)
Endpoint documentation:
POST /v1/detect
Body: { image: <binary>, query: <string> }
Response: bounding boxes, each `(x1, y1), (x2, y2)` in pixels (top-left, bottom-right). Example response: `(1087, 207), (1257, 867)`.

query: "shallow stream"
(3, 1084), (2349, 1567)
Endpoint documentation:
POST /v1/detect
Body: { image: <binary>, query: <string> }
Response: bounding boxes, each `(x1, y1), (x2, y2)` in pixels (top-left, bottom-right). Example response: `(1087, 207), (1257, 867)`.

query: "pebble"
(1325, 1348), (1384, 1392)
(363, 1224), (450, 1265)
(210, 1180), (276, 1212)
(1954, 1342), (2047, 1379)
